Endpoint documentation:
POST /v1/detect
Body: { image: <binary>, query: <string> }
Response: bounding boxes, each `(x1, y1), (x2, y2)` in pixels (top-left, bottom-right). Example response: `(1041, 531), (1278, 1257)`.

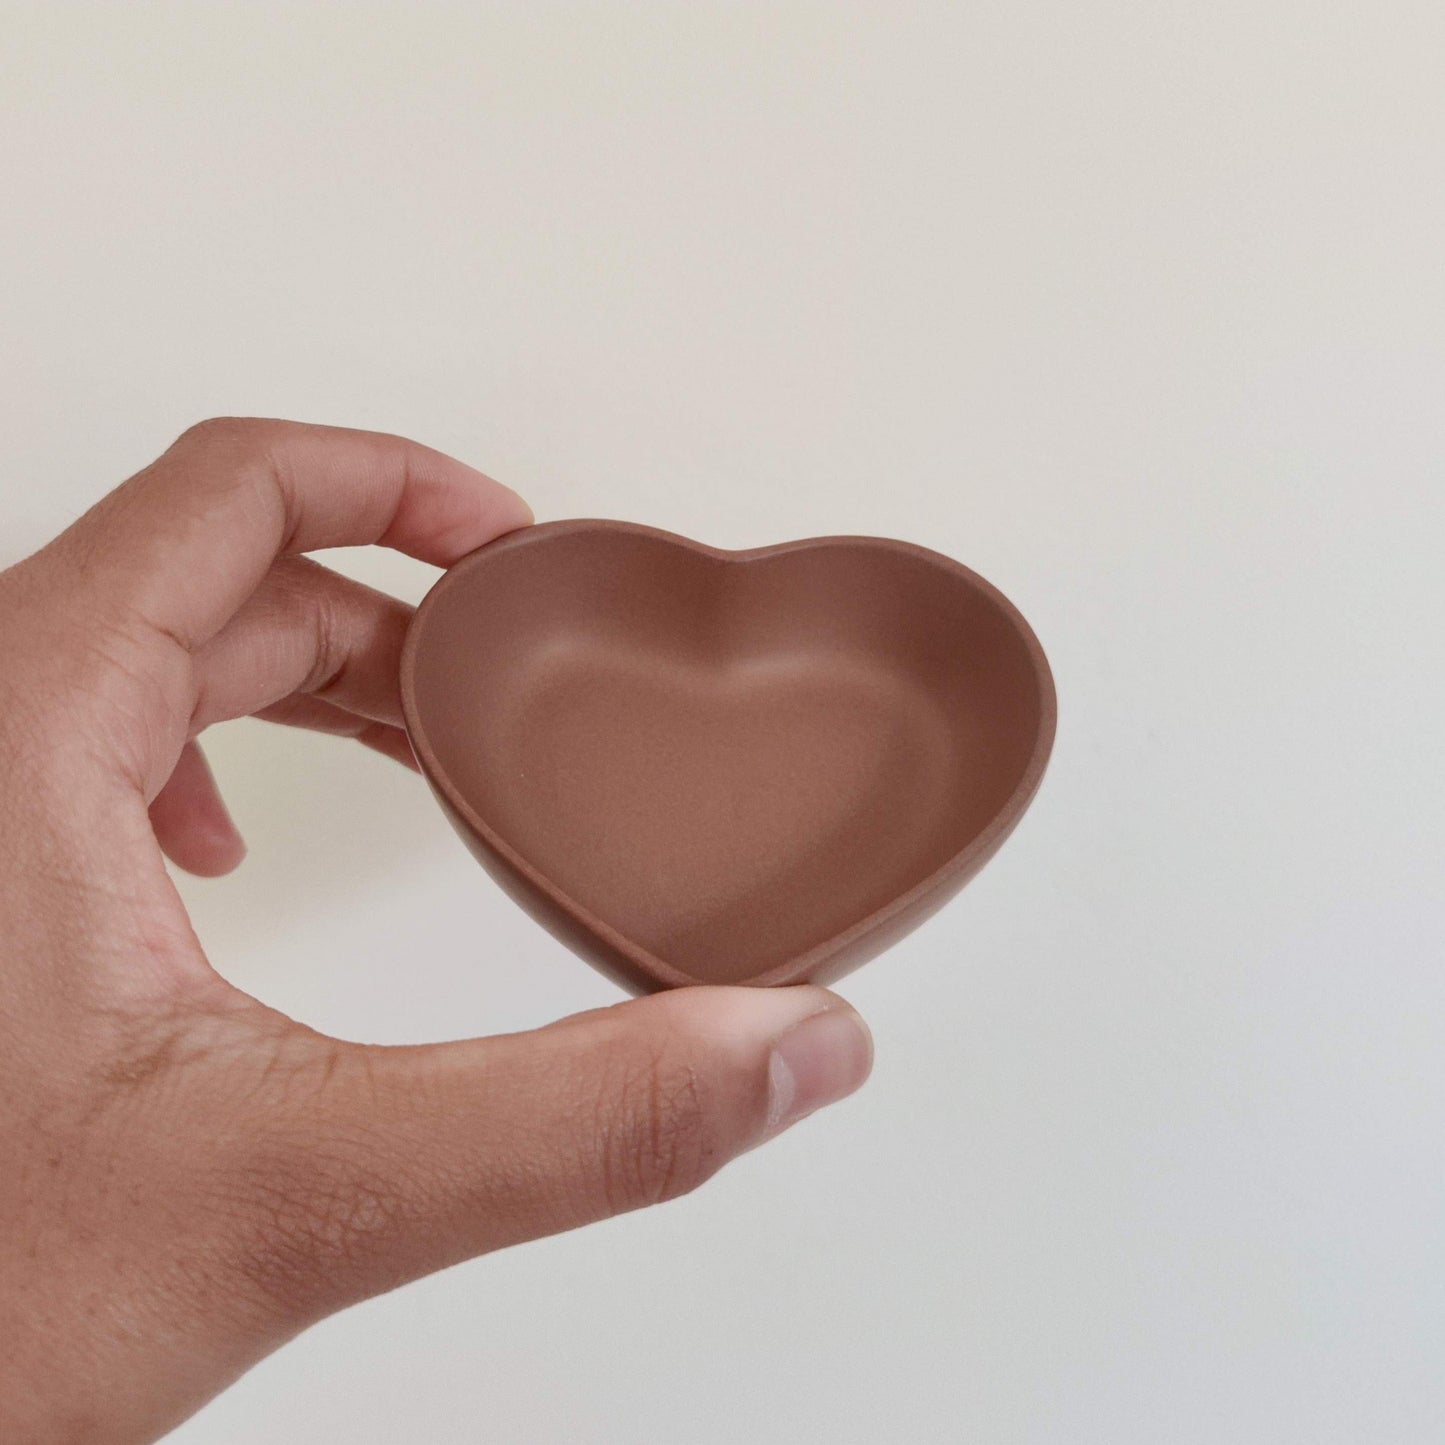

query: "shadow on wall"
(173, 716), (457, 965)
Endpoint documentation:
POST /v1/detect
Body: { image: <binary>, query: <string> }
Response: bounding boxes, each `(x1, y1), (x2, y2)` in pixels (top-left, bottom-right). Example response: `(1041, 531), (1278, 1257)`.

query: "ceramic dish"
(400, 520), (1055, 993)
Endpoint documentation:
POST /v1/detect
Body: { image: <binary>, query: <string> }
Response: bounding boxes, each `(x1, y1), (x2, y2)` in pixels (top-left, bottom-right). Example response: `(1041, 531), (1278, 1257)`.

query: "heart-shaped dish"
(400, 520), (1055, 993)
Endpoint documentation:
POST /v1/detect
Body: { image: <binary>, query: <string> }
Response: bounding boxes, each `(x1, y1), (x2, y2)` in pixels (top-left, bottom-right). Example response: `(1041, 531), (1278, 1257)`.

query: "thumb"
(231, 986), (872, 1323)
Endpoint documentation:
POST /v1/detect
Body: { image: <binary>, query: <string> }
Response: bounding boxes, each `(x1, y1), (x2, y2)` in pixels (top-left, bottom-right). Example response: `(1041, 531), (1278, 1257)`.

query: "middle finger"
(191, 557), (413, 731)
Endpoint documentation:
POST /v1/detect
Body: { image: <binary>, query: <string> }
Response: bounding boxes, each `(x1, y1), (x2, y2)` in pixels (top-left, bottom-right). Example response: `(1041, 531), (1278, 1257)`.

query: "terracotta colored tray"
(400, 520), (1055, 993)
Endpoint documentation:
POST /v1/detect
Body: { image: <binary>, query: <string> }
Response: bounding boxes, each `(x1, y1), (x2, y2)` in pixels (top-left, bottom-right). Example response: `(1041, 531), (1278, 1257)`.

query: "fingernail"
(765, 1006), (873, 1137)
(500, 485), (535, 530)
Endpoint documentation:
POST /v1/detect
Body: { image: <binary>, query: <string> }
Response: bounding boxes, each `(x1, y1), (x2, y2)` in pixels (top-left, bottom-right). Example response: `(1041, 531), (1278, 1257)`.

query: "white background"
(3, 4), (1444, 1441)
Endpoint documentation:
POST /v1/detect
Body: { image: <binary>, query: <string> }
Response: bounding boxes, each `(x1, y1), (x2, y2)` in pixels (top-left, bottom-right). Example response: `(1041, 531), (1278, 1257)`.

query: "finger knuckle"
(302, 589), (348, 699)
(171, 417), (297, 546)
(596, 1040), (719, 1212)
(173, 415), (290, 487)
(173, 415), (265, 452)
(254, 559), (348, 698)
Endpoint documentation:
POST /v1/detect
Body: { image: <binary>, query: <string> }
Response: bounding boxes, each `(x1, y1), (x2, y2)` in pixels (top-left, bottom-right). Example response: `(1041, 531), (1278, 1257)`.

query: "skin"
(0, 419), (873, 1444)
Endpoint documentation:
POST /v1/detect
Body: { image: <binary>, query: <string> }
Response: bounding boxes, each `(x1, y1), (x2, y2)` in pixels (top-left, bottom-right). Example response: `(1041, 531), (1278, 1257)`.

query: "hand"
(0, 420), (873, 1444)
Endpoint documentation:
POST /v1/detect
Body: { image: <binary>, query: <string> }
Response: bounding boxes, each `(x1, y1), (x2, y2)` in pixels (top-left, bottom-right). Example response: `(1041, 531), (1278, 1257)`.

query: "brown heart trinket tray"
(400, 520), (1055, 993)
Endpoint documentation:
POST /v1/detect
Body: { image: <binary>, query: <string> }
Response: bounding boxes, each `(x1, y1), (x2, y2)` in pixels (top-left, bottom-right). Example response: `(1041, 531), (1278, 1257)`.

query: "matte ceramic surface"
(400, 520), (1056, 993)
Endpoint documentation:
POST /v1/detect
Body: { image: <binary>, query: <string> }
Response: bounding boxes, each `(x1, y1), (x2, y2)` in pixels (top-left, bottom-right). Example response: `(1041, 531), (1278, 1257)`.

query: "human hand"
(0, 420), (873, 1443)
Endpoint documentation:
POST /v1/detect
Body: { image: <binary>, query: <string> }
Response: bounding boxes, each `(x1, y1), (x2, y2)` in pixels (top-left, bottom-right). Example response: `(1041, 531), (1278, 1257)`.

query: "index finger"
(56, 417), (532, 651)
